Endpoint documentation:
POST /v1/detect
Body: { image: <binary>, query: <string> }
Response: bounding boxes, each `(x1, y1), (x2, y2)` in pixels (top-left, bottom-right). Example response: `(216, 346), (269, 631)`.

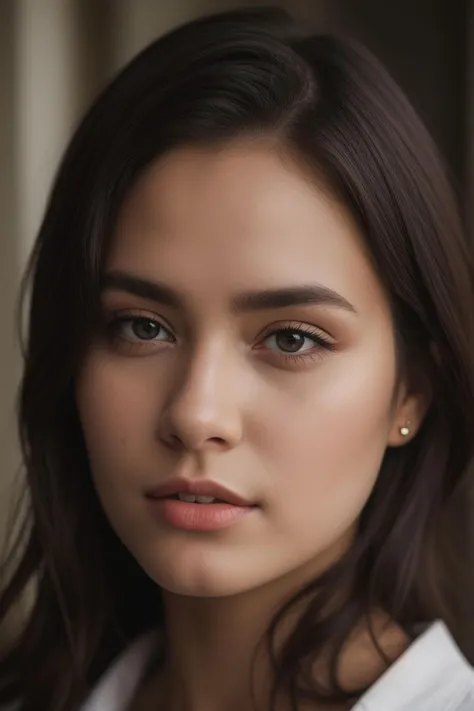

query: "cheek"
(75, 352), (163, 485)
(256, 346), (396, 538)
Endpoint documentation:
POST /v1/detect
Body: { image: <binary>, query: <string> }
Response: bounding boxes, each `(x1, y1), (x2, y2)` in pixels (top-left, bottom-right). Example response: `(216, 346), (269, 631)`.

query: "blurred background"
(0, 0), (473, 638)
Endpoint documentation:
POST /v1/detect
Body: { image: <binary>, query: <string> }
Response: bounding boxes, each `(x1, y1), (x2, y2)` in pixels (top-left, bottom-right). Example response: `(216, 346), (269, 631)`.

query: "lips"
(145, 478), (255, 508)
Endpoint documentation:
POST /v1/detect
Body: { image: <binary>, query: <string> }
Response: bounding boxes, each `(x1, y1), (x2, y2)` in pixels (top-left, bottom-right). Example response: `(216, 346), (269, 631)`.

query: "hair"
(1, 6), (473, 711)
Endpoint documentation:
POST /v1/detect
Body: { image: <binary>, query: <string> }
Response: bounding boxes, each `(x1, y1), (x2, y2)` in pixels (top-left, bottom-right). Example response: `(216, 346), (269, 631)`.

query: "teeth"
(178, 493), (196, 502)
(177, 493), (216, 503)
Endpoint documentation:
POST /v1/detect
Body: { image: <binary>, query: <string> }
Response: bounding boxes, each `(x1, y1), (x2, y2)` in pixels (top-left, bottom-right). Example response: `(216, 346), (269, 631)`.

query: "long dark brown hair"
(1, 7), (473, 711)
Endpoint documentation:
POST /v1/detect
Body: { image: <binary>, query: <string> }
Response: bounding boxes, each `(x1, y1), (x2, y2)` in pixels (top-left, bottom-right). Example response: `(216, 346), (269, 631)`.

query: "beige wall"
(0, 1), (21, 549)
(469, 0), (474, 239)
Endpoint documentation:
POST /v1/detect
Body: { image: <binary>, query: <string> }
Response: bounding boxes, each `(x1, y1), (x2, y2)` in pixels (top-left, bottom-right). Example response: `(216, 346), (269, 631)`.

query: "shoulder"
(355, 621), (474, 711)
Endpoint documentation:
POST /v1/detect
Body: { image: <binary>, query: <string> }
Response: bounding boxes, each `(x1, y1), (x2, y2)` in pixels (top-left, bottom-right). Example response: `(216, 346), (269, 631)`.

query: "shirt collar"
(354, 621), (474, 710)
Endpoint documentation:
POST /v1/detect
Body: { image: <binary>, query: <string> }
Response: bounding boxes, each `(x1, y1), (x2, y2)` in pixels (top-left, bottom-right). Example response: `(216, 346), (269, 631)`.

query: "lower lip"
(148, 498), (255, 532)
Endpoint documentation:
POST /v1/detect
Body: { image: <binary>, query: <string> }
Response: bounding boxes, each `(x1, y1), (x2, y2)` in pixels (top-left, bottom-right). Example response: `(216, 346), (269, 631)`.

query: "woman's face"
(77, 141), (419, 597)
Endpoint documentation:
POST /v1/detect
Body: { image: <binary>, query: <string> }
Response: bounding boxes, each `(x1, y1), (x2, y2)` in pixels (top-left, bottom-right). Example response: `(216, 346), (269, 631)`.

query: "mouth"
(145, 477), (256, 507)
(166, 493), (227, 504)
(145, 478), (258, 532)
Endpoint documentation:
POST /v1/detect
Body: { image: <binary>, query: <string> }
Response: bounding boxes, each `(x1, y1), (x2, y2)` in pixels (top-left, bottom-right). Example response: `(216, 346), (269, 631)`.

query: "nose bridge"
(160, 336), (243, 450)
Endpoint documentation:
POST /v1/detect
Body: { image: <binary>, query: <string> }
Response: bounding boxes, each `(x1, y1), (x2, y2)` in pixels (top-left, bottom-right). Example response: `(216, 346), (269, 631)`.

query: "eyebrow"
(102, 270), (358, 315)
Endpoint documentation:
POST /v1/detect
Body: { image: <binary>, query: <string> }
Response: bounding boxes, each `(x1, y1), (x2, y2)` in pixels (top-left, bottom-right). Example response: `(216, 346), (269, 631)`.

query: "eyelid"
(106, 308), (175, 333)
(258, 320), (335, 345)
(253, 320), (336, 367)
(104, 309), (177, 351)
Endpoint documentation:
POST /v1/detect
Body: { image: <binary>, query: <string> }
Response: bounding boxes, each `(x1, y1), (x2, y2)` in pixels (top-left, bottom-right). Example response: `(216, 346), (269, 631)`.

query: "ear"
(387, 368), (432, 448)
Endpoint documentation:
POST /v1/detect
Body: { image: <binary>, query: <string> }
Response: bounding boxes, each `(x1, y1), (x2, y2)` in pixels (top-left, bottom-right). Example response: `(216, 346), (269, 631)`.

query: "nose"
(158, 343), (244, 453)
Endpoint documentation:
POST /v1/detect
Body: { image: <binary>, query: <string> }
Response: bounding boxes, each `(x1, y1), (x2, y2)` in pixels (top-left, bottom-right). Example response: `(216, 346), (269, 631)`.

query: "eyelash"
(105, 313), (335, 364)
(257, 323), (335, 363)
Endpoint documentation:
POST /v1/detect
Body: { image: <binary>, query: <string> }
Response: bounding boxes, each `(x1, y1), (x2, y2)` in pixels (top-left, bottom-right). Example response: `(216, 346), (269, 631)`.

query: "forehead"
(109, 142), (387, 314)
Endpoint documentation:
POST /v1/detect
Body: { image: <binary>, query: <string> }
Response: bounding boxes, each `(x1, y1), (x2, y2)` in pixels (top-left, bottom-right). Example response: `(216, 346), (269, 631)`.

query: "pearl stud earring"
(400, 422), (411, 436)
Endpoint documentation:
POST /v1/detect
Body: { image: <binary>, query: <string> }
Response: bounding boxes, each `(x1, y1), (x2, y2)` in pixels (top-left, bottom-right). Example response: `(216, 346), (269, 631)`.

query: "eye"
(107, 314), (175, 345)
(265, 329), (315, 354)
(260, 323), (335, 361)
(122, 317), (170, 341)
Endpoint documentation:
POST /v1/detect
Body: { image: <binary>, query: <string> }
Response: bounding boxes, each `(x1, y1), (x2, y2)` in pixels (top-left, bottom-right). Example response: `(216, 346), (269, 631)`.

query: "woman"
(0, 6), (473, 711)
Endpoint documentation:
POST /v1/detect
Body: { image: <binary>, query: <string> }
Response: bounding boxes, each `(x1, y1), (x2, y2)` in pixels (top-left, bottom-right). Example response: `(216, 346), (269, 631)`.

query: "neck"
(140, 549), (408, 711)
(161, 591), (275, 711)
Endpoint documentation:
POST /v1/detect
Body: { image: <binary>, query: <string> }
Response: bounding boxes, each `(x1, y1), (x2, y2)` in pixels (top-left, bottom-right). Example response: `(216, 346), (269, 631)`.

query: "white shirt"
(80, 621), (474, 711)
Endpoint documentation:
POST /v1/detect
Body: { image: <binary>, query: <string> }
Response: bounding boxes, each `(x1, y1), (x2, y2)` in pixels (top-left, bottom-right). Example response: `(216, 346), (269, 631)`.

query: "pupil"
(133, 319), (159, 340)
(276, 331), (304, 353)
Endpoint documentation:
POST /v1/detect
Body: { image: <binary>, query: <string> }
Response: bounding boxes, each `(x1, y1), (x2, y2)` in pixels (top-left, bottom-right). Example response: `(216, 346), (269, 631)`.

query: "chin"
(134, 540), (280, 598)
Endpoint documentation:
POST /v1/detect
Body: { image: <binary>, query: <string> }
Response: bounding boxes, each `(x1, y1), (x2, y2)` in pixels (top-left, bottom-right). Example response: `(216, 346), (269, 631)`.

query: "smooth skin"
(76, 139), (428, 710)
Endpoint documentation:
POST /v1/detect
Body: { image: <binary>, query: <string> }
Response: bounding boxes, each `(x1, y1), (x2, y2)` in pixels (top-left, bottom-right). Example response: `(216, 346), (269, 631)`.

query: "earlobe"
(387, 389), (431, 448)
(387, 418), (414, 448)
(387, 398), (430, 447)
(387, 359), (433, 448)
(399, 421), (411, 437)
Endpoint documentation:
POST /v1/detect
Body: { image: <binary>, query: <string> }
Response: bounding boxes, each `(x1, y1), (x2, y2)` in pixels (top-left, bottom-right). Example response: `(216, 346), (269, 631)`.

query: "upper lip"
(146, 478), (255, 507)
